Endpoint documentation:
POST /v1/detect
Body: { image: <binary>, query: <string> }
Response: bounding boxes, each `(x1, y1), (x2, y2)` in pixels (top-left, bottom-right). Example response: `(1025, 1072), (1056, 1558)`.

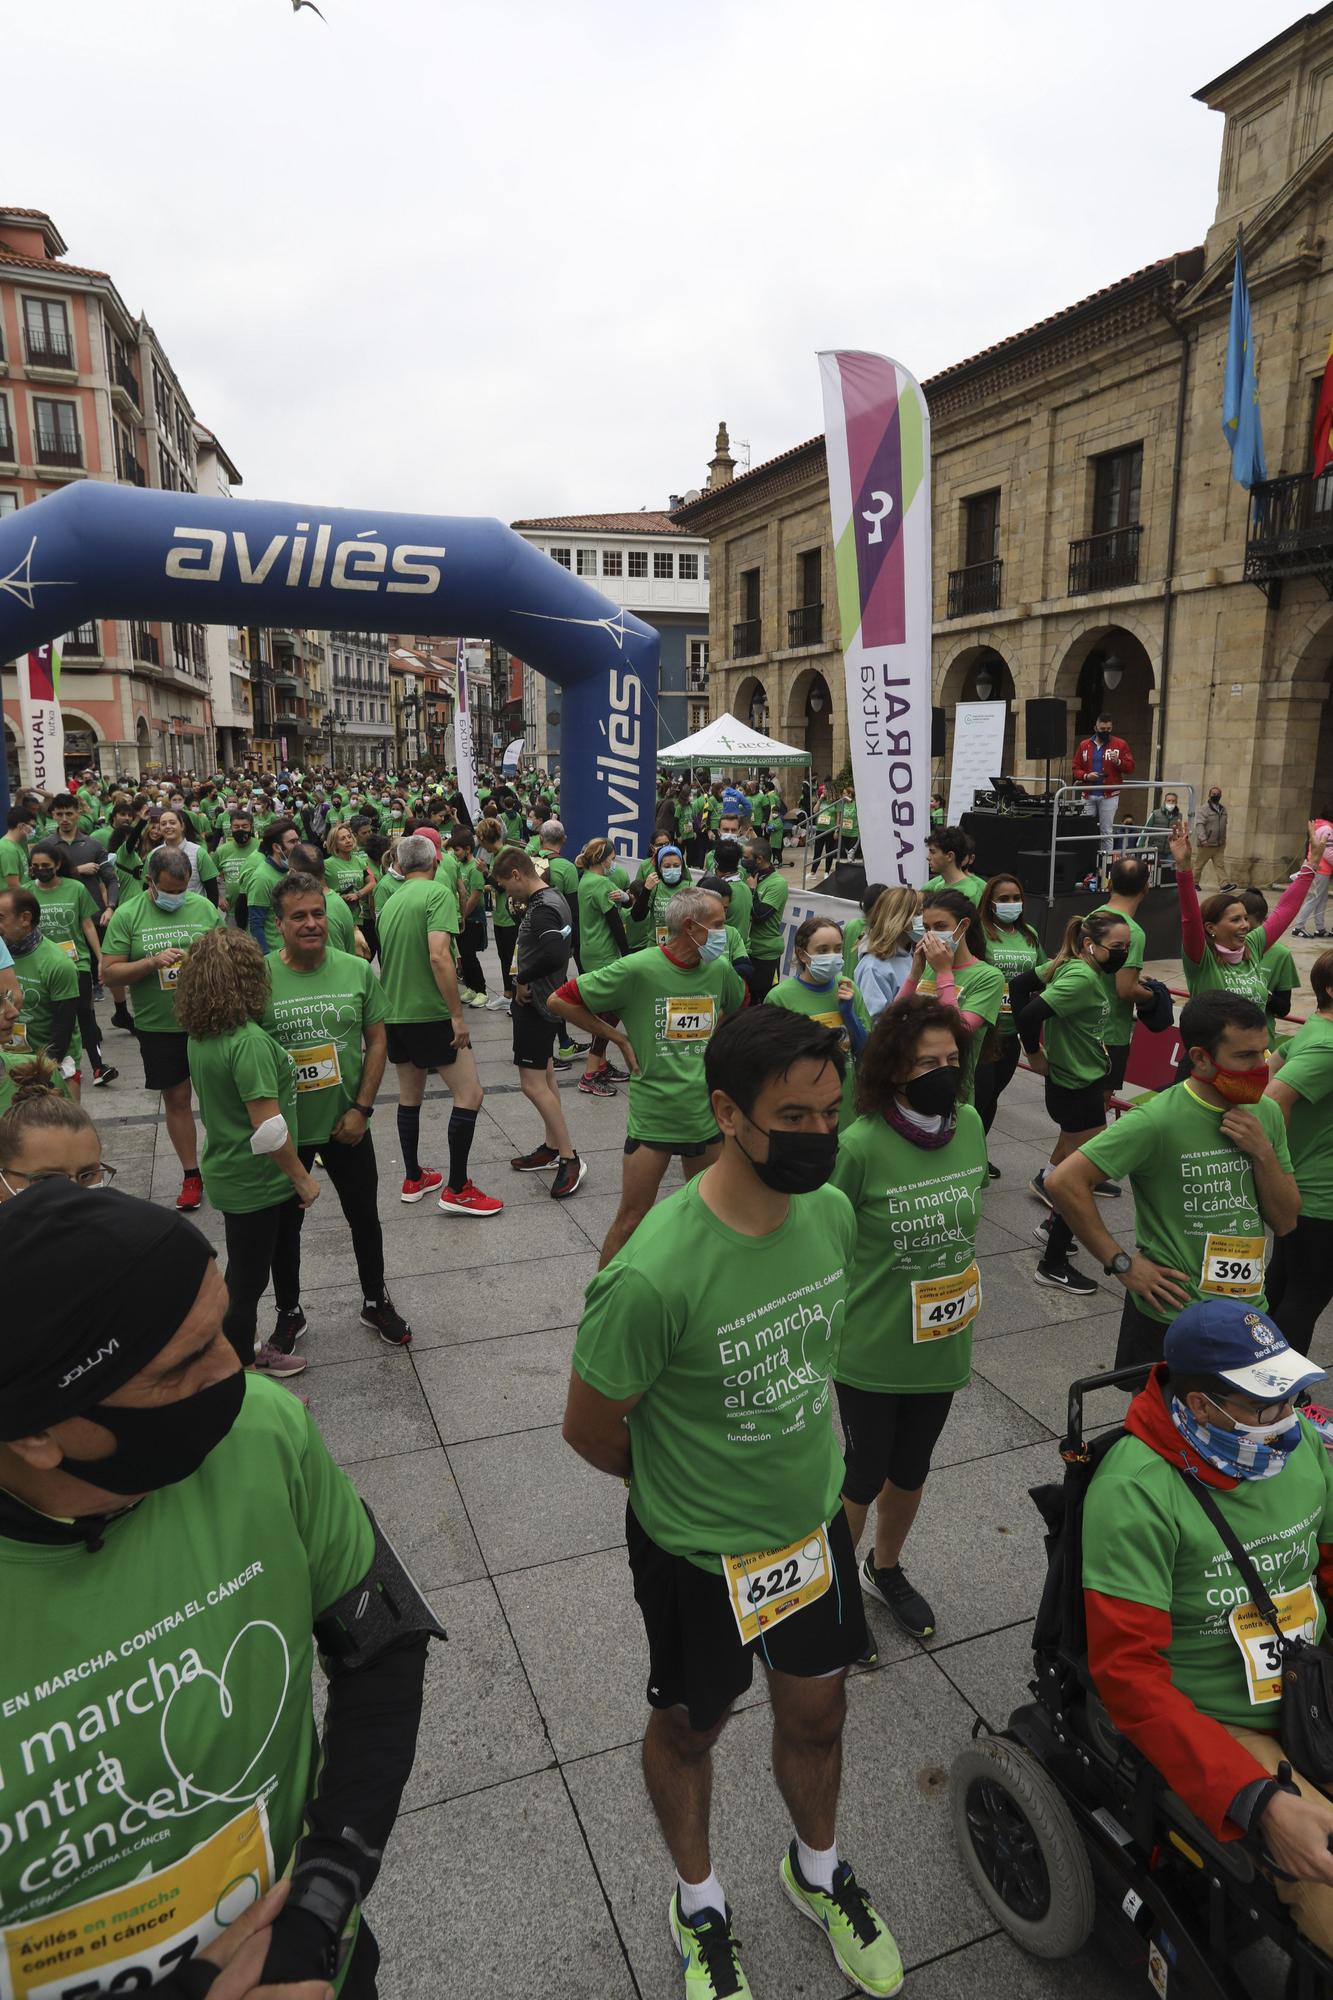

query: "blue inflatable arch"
(0, 482), (660, 857)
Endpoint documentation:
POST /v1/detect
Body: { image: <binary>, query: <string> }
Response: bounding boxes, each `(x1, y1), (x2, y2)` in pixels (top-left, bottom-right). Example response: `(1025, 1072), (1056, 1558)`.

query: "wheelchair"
(948, 1363), (1333, 1999)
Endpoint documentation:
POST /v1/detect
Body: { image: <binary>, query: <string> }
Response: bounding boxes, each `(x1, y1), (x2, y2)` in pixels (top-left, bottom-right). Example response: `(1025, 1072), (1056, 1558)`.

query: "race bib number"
(1200, 1233), (1265, 1298)
(158, 960), (182, 991)
(723, 1526), (832, 1645)
(0, 1803), (273, 2000)
(665, 996), (716, 1042)
(999, 982), (1011, 1015)
(291, 1041), (341, 1093)
(911, 1263), (982, 1343)
(1228, 1583), (1317, 1705)
(4, 1024), (29, 1054)
(655, 926), (670, 946)
(52, 939), (77, 958)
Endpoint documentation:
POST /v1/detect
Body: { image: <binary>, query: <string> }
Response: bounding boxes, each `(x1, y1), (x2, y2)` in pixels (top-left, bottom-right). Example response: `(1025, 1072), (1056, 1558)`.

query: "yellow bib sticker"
(0, 1801), (273, 2000)
(52, 939), (78, 958)
(723, 1526), (832, 1645)
(999, 982), (1011, 1015)
(911, 1262), (982, 1343)
(291, 1041), (341, 1093)
(158, 960), (182, 992)
(1228, 1582), (1317, 1705)
(665, 996), (716, 1042)
(1200, 1233), (1265, 1299)
(655, 925), (670, 946)
(4, 1024), (30, 1054)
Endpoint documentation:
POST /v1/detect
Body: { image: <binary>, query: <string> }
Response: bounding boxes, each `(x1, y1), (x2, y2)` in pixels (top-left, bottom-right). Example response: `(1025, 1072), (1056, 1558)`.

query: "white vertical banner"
(453, 637), (479, 820)
(18, 639), (65, 794)
(945, 700), (1007, 824)
(819, 350), (932, 886)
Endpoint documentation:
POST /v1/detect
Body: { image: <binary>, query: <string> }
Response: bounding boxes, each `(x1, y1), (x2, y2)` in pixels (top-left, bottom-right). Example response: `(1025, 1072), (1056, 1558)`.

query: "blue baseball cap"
(1164, 1299), (1326, 1402)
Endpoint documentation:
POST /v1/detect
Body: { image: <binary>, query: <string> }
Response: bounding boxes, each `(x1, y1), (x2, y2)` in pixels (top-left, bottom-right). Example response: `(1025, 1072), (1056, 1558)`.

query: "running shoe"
(987, 1161), (1000, 1180)
(465, 989), (487, 1007)
(601, 1059), (630, 1083)
(779, 1846), (903, 1996)
(552, 1055), (574, 1072)
(176, 1170), (203, 1212)
(273, 1307), (307, 1347)
(484, 994), (511, 1011)
(1032, 1216), (1052, 1242)
(437, 1179), (504, 1218)
(92, 1064), (119, 1087)
(550, 1155), (587, 1199)
(578, 1071), (617, 1098)
(511, 1143), (559, 1172)
(400, 1167), (444, 1204)
(92, 982), (105, 1002)
(254, 1340), (308, 1379)
(860, 1555), (936, 1639)
(360, 1297), (412, 1347)
(667, 1894), (751, 1998)
(111, 1004), (135, 1032)
(1029, 1170), (1053, 1207)
(1294, 927), (1310, 938)
(1093, 1179), (1122, 1198)
(556, 1039), (588, 1060)
(1034, 1259), (1099, 1296)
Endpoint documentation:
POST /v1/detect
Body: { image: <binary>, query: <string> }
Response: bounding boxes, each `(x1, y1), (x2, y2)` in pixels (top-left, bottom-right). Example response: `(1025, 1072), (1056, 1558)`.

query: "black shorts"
(386, 1019), (456, 1070)
(139, 1029), (191, 1092)
(626, 1502), (866, 1734)
(835, 1382), (956, 1504)
(1044, 1073), (1109, 1134)
(623, 1134), (721, 1159)
(511, 1002), (559, 1069)
(1104, 1042), (1130, 1093)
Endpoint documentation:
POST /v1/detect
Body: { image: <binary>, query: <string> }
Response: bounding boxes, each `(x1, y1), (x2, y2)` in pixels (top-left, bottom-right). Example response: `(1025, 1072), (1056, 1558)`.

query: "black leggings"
(495, 924), (517, 996)
(812, 829), (839, 872)
(222, 1198), (302, 1361)
(746, 957), (780, 1004)
(835, 1381), (956, 1503)
(1266, 1215), (1333, 1357)
(291, 1129), (385, 1301)
(457, 915), (487, 994)
(972, 1035), (1022, 1135)
(76, 969), (103, 1069)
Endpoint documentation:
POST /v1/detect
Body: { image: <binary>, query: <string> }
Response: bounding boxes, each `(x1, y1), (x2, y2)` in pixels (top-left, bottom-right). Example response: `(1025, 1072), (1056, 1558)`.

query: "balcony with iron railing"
(786, 602), (823, 648)
(1068, 525), (1140, 595)
(24, 330), (75, 370)
(732, 617), (761, 658)
(131, 624), (161, 667)
(686, 665), (710, 694)
(1244, 472), (1333, 603)
(946, 559), (1003, 618)
(112, 355), (141, 407)
(36, 427), (83, 469)
(0, 422), (14, 463)
(117, 441), (146, 486)
(63, 623), (100, 658)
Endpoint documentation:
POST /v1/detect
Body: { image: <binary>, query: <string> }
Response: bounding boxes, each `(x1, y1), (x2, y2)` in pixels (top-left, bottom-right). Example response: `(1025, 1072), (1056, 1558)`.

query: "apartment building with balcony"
(510, 509), (710, 768)
(0, 207), (224, 783)
(389, 641), (455, 769)
(675, 9), (1333, 881)
(325, 630), (392, 771)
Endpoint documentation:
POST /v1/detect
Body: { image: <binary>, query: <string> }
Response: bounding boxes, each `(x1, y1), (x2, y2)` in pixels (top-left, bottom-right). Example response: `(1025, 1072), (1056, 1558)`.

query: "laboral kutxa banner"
(818, 350), (932, 887)
(19, 638), (64, 793)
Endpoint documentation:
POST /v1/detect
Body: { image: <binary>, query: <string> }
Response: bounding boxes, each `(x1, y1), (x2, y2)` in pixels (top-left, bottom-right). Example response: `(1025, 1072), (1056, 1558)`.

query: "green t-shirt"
(841, 915), (866, 973)
(542, 854), (579, 904)
(576, 947), (744, 1142)
(0, 1047), (73, 1112)
(0, 1375), (373, 1954)
(639, 872), (692, 948)
(244, 855), (292, 955)
(263, 948), (387, 1146)
(1083, 1416), (1333, 1730)
(1273, 1014), (1333, 1220)
(925, 872), (985, 907)
(747, 868), (789, 961)
(831, 1106), (988, 1393)
(916, 958), (1005, 1100)
(0, 835), (28, 885)
(1082, 1085), (1294, 1322)
(1090, 905), (1146, 1046)
(214, 837), (258, 898)
(31, 877), (98, 973)
(377, 875), (459, 1024)
(1040, 956), (1113, 1089)
(103, 892), (224, 1035)
(189, 1018), (299, 1213)
(572, 1177), (856, 1571)
(7, 936), (81, 1063)
(489, 872), (516, 929)
(326, 853), (367, 904)
(1261, 941), (1300, 1045)
(324, 890), (357, 954)
(577, 870), (623, 972)
(722, 923), (748, 966)
(1183, 923), (1271, 1013)
(982, 925), (1048, 1036)
(764, 975), (870, 1127)
(373, 869), (404, 918)
(718, 875), (752, 946)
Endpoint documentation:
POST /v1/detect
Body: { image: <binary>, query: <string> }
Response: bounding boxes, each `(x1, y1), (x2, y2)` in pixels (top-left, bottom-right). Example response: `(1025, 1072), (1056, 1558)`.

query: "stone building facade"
(675, 8), (1333, 882)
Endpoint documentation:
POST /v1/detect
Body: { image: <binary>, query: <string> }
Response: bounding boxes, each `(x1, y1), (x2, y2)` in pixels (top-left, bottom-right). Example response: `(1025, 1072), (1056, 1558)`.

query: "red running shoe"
(176, 1171), (203, 1211)
(401, 1167), (444, 1204)
(437, 1180), (504, 1219)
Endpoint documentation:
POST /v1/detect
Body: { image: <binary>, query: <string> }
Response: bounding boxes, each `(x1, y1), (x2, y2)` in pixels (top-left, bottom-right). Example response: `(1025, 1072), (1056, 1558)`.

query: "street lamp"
(325, 711), (348, 770)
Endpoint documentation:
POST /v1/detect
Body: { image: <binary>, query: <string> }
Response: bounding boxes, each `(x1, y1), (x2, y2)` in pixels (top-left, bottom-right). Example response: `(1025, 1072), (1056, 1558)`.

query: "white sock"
(796, 1836), (838, 1892)
(678, 1868), (726, 1919)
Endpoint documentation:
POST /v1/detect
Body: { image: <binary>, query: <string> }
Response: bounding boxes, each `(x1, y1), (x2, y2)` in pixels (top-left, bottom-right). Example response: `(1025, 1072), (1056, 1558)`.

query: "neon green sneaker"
(667, 1891), (752, 1997)
(780, 1844), (903, 1995)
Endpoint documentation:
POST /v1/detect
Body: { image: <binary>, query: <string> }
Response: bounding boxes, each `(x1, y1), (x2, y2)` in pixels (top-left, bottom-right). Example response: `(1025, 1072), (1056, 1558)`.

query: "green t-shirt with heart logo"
(7, 935), (82, 1064)
(30, 877), (99, 973)
(575, 946), (744, 1144)
(102, 893), (224, 1037)
(573, 1177), (856, 1570)
(189, 1019), (299, 1214)
(263, 948), (387, 1147)
(981, 925), (1049, 1036)
(1183, 922), (1272, 1013)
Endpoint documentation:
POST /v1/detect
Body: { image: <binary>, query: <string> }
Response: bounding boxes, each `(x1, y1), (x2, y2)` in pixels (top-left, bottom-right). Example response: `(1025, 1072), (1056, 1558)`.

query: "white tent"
(656, 711), (810, 769)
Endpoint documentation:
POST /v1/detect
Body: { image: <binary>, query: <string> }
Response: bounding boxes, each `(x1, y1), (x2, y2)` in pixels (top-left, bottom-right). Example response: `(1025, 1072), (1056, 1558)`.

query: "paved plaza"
(90, 926), (1333, 2000)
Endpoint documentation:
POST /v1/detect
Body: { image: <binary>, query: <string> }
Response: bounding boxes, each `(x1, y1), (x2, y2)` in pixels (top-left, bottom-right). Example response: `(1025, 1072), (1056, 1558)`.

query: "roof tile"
(511, 511), (686, 536)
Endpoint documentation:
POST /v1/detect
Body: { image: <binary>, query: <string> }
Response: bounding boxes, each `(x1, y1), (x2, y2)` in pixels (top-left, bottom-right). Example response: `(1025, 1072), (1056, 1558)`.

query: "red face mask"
(1207, 1060), (1269, 1105)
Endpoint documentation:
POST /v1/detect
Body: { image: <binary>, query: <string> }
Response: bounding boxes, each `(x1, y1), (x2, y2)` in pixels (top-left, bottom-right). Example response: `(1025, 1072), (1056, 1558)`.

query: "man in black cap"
(0, 1184), (442, 1997)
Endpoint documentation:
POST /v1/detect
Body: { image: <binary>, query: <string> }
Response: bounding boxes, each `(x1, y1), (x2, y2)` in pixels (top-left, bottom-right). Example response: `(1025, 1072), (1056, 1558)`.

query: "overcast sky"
(9, 0), (1304, 520)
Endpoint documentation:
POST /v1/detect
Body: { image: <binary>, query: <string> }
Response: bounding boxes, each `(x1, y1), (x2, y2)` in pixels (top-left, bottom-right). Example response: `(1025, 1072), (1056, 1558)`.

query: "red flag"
(1313, 329), (1333, 476)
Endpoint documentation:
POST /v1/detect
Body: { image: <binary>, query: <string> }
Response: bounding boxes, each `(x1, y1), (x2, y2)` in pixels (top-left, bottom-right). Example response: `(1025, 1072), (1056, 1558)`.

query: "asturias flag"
(1222, 232), (1267, 490)
(1313, 328), (1333, 478)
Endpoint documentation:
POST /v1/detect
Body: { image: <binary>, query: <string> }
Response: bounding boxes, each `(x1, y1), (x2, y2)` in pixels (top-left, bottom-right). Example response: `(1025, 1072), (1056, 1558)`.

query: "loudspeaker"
(1025, 699), (1067, 761)
(824, 860), (867, 904)
(931, 705), (945, 758)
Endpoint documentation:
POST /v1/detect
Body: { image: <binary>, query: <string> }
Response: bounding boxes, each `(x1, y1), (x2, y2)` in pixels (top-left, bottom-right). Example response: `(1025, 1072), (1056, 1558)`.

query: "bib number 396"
(1200, 1233), (1265, 1299)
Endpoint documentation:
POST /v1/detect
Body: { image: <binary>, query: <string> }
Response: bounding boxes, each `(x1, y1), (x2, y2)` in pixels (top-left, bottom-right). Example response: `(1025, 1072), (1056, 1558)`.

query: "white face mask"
(804, 952), (843, 985)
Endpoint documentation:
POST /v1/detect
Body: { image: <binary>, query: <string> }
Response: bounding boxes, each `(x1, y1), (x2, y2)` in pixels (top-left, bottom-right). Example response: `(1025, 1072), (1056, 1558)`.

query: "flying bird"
(291, 0), (327, 18)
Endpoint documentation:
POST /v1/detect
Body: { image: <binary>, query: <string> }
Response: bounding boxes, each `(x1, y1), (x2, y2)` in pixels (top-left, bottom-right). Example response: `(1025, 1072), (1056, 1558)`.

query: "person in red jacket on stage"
(1072, 712), (1134, 867)
(1082, 1299), (1333, 1953)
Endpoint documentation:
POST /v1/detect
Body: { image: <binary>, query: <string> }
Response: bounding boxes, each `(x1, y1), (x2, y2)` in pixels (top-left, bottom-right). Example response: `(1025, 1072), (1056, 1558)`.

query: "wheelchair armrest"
(1157, 1787), (1256, 1885)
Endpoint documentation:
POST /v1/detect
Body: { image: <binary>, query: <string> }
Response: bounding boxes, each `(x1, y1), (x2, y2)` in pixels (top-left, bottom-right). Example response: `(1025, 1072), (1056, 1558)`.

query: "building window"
(628, 550), (648, 578)
(33, 397), (81, 467)
(1091, 445), (1142, 535)
(601, 549), (623, 577)
(703, 552), (710, 581)
(962, 490), (1000, 567)
(576, 548), (598, 576)
(678, 551), (699, 580)
(688, 638), (709, 693)
(0, 492), (18, 517)
(23, 296), (72, 367)
(550, 546), (571, 568)
(653, 551), (674, 579)
(0, 394), (12, 459)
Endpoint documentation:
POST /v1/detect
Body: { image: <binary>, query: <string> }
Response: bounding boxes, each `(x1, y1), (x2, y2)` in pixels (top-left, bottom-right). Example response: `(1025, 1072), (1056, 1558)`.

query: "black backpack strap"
(1175, 1469), (1287, 1644)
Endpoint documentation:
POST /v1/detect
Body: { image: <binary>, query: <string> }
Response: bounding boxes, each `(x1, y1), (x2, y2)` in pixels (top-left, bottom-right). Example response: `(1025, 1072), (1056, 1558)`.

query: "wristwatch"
(353, 1102), (375, 1120)
(1103, 1250), (1132, 1277)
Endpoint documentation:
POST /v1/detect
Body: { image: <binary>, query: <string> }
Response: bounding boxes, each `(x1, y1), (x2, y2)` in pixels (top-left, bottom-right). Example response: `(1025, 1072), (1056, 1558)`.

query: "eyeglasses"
(0, 1162), (116, 1193)
(1204, 1390), (1291, 1428)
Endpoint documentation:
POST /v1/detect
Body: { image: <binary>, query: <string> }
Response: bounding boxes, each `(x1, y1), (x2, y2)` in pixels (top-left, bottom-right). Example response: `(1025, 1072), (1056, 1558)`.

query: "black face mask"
(233, 831), (252, 844)
(57, 1367), (245, 1496)
(737, 1122), (838, 1194)
(1096, 727), (1111, 739)
(1098, 945), (1130, 974)
(1209, 792), (1222, 804)
(31, 871), (56, 886)
(901, 1068), (962, 1117)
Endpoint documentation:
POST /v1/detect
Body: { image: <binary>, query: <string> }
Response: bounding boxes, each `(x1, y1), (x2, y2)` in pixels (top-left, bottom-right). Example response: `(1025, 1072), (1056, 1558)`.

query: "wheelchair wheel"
(950, 1736), (1095, 1957)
